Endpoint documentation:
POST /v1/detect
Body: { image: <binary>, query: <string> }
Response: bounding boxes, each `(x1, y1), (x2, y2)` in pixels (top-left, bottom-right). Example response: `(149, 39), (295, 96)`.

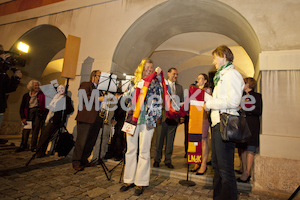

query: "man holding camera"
(0, 46), (22, 143)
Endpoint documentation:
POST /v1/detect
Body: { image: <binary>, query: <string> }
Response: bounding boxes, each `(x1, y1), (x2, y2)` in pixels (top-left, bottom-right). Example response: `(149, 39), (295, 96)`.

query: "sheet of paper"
(97, 72), (118, 92)
(121, 75), (134, 92)
(23, 121), (32, 129)
(39, 84), (57, 99)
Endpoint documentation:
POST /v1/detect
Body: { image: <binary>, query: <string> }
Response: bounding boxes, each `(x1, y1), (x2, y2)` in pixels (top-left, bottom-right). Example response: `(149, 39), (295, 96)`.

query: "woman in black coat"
(237, 77), (262, 182)
(36, 85), (74, 158)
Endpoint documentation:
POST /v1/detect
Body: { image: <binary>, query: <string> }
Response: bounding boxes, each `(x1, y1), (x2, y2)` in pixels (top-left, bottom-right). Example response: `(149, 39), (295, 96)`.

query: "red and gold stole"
(122, 71), (157, 135)
(162, 81), (205, 164)
(186, 86), (204, 164)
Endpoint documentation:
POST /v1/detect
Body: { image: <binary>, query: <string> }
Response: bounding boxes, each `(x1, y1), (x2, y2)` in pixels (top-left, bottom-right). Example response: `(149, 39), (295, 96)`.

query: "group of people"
(1, 44), (262, 199)
(16, 80), (74, 159)
(118, 45), (262, 199)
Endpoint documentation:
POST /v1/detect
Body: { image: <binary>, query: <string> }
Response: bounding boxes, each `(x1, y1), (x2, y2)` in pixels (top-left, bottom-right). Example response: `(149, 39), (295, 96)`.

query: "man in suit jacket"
(153, 68), (184, 169)
(72, 70), (104, 171)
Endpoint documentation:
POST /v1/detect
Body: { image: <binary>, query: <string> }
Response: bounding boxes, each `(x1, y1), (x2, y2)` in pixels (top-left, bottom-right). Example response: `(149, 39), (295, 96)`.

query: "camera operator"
(0, 46), (22, 144)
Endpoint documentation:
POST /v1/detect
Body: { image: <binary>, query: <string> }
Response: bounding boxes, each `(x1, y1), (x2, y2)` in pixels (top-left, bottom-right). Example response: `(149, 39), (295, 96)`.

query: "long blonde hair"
(133, 58), (153, 85)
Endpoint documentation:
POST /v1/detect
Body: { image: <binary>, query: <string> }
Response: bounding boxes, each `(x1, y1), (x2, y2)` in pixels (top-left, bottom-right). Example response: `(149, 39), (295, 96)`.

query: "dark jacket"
(76, 81), (102, 124)
(243, 90), (263, 147)
(50, 95), (74, 125)
(19, 91), (47, 120)
(112, 96), (127, 129)
(0, 70), (20, 113)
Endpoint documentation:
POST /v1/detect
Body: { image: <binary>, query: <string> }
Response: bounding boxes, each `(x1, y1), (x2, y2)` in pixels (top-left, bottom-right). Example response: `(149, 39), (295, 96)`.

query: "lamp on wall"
(17, 42), (29, 53)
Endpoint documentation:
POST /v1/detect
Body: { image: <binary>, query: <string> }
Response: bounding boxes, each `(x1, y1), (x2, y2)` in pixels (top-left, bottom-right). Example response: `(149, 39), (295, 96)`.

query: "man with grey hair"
(153, 67), (184, 169)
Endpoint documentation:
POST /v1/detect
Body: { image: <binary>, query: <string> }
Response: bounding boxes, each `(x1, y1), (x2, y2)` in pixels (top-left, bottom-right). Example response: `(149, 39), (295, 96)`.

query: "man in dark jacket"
(72, 70), (104, 171)
(0, 51), (22, 125)
(153, 68), (184, 169)
(0, 49), (22, 144)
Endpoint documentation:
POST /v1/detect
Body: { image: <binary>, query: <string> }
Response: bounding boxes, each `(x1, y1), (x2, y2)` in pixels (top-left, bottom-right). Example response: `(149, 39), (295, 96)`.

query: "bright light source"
(17, 42), (29, 53)
(123, 73), (126, 76)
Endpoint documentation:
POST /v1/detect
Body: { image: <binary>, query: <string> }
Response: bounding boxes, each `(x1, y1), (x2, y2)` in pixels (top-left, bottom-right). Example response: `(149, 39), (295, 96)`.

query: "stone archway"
(10, 24), (66, 80)
(1, 24), (66, 134)
(111, 0), (261, 77)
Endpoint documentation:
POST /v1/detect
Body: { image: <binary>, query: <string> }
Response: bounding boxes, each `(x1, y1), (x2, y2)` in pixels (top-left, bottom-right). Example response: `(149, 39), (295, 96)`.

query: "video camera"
(0, 51), (26, 72)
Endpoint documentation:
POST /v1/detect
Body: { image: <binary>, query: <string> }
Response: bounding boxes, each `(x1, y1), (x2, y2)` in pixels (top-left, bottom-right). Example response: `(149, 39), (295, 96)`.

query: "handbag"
(55, 130), (75, 157)
(219, 110), (251, 143)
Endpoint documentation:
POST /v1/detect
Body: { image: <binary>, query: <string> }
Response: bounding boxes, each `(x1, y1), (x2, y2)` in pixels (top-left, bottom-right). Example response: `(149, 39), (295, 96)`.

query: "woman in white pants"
(120, 58), (162, 196)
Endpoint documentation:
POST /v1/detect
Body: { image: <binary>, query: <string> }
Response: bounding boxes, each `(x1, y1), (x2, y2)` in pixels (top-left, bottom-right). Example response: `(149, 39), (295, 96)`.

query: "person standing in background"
(153, 67), (184, 169)
(17, 80), (46, 152)
(0, 46), (22, 144)
(35, 85), (74, 158)
(72, 70), (104, 171)
(189, 73), (212, 175)
(237, 77), (262, 183)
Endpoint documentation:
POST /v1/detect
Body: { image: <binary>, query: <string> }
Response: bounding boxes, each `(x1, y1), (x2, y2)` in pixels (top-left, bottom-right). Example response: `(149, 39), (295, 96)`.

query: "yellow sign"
(188, 154), (202, 163)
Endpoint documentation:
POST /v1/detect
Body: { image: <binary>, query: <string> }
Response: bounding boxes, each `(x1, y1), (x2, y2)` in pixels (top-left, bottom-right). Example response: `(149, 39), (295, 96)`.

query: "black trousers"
(109, 123), (126, 159)
(36, 121), (60, 157)
(21, 107), (43, 149)
(72, 116), (102, 166)
(211, 123), (237, 200)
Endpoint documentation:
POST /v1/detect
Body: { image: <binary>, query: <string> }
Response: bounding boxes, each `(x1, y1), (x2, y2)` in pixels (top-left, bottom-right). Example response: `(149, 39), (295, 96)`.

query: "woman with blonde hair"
(16, 80), (47, 152)
(120, 58), (162, 196)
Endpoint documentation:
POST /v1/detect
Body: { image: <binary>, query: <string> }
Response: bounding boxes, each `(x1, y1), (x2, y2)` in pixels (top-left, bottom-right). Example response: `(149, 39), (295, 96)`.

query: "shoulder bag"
(219, 110), (251, 143)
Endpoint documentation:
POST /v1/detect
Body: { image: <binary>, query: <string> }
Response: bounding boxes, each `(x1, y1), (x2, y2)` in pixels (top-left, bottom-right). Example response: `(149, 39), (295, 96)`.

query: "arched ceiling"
(112, 0), (261, 78)
(151, 32), (254, 77)
(9, 24), (66, 80)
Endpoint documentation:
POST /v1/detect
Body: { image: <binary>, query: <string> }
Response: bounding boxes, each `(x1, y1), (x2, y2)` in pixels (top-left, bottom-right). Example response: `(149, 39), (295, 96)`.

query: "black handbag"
(55, 130), (75, 157)
(219, 110), (251, 143)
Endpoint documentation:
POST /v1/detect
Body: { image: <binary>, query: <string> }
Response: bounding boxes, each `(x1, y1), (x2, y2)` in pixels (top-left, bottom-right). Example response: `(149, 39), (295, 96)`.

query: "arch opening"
(111, 0), (261, 80)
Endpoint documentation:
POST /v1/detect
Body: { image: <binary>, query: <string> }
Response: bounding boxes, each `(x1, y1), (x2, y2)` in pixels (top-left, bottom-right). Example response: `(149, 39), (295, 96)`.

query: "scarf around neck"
(213, 61), (232, 86)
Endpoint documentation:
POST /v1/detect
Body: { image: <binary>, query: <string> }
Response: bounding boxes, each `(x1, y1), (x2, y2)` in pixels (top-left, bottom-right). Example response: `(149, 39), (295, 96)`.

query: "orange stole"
(132, 85), (148, 121)
(187, 88), (205, 164)
(189, 100), (204, 134)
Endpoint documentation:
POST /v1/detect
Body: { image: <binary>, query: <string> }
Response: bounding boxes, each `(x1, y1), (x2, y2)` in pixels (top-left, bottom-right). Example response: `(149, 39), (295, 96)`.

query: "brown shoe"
(73, 164), (84, 171)
(120, 183), (135, 192)
(134, 186), (144, 196)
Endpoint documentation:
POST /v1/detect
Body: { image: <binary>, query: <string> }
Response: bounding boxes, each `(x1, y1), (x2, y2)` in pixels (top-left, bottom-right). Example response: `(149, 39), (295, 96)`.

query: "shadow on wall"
(80, 57), (94, 83)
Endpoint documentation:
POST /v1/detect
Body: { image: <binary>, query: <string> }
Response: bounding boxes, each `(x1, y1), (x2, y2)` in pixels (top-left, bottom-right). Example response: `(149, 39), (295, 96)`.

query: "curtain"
(261, 70), (300, 137)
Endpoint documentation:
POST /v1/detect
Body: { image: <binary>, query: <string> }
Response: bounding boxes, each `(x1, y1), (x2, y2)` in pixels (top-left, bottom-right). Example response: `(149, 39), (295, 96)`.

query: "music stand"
(89, 72), (131, 180)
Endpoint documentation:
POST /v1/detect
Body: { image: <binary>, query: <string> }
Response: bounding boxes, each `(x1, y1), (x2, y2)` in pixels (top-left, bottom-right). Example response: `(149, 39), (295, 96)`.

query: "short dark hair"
(212, 45), (234, 62)
(168, 67), (177, 73)
(244, 77), (257, 90)
(90, 70), (100, 82)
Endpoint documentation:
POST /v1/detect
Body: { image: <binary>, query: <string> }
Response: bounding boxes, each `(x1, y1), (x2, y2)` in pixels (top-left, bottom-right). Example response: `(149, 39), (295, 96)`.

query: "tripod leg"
(119, 159), (125, 183)
(26, 124), (59, 166)
(25, 152), (37, 166)
(98, 158), (111, 180)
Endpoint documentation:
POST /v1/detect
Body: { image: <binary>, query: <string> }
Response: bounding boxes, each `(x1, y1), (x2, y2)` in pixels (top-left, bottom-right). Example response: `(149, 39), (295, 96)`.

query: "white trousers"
(123, 124), (154, 186)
